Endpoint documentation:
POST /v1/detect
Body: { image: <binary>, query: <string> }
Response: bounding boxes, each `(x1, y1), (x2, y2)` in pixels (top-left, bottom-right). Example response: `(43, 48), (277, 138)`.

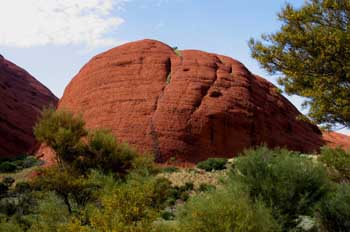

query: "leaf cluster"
(249, 0), (350, 128)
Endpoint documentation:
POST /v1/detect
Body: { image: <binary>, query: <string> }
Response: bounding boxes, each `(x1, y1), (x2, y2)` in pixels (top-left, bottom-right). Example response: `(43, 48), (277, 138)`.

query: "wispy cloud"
(0, 0), (127, 48)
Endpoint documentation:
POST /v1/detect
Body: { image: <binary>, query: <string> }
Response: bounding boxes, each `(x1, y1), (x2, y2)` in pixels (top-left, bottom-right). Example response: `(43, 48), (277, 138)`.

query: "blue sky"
(0, 0), (348, 134)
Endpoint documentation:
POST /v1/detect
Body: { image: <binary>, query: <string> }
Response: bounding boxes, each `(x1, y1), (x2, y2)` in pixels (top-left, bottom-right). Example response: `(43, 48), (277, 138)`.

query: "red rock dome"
(323, 131), (350, 150)
(0, 55), (58, 157)
(58, 39), (325, 162)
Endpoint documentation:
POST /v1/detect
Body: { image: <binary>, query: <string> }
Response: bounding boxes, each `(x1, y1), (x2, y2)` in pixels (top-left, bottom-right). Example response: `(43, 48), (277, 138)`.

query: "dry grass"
(158, 168), (228, 189)
(0, 165), (39, 183)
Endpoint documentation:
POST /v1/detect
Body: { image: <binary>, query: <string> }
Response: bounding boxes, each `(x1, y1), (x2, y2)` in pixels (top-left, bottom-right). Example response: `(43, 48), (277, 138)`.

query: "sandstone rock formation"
(56, 39), (330, 163)
(0, 55), (58, 157)
(323, 131), (350, 150)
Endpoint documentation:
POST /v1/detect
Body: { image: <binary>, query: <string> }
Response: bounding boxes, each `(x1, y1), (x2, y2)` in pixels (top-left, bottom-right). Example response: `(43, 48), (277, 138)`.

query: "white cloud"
(0, 0), (127, 48)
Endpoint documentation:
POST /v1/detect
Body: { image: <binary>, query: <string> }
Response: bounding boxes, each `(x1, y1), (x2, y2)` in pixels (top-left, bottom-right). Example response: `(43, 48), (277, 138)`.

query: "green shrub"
(196, 158), (227, 171)
(319, 184), (350, 232)
(319, 147), (350, 182)
(86, 177), (163, 231)
(152, 220), (180, 232)
(231, 146), (330, 229)
(0, 182), (8, 195)
(0, 162), (17, 173)
(28, 192), (70, 231)
(0, 218), (22, 232)
(35, 109), (139, 177)
(198, 183), (216, 192)
(130, 153), (157, 177)
(82, 129), (137, 176)
(175, 184), (280, 232)
(33, 167), (98, 213)
(161, 210), (175, 220)
(172, 46), (182, 56)
(14, 182), (31, 193)
(22, 156), (42, 169)
(162, 166), (179, 173)
(34, 108), (87, 166)
(2, 177), (15, 187)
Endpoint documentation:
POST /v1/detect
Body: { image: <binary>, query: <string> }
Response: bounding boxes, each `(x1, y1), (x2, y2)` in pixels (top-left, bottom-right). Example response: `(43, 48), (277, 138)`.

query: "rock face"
(0, 55), (58, 157)
(323, 132), (350, 150)
(58, 39), (325, 162)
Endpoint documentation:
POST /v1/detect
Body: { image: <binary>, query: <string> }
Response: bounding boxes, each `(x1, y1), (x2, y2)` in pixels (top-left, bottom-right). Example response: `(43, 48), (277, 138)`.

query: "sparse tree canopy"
(249, 0), (350, 128)
(34, 108), (87, 166)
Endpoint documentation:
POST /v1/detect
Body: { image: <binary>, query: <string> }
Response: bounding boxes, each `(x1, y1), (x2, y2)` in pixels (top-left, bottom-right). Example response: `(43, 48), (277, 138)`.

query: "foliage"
(231, 146), (330, 229)
(319, 184), (350, 232)
(0, 156), (42, 174)
(172, 46), (182, 56)
(198, 183), (216, 192)
(161, 166), (179, 173)
(20, 156), (42, 169)
(4, 109), (348, 231)
(0, 162), (17, 173)
(174, 184), (281, 232)
(0, 177), (15, 195)
(28, 192), (71, 231)
(197, 157), (227, 171)
(0, 218), (23, 232)
(34, 108), (87, 166)
(86, 177), (169, 232)
(319, 146), (350, 182)
(34, 109), (139, 177)
(130, 153), (157, 176)
(249, 0), (350, 128)
(76, 129), (137, 176)
(32, 167), (98, 213)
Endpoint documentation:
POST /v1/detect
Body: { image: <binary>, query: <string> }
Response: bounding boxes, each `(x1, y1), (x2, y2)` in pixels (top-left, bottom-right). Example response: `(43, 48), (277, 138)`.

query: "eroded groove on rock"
(186, 57), (222, 126)
(150, 57), (172, 162)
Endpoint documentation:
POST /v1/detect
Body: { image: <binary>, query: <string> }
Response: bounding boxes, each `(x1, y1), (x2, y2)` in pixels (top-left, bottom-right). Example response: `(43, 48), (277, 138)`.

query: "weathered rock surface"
(55, 39), (330, 162)
(0, 55), (58, 157)
(323, 131), (350, 150)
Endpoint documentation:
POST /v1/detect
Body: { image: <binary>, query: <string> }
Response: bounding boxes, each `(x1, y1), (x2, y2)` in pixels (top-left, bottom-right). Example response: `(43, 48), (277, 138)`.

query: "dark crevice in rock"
(210, 91), (222, 98)
(150, 57), (172, 162)
(165, 58), (172, 84)
(210, 121), (215, 144)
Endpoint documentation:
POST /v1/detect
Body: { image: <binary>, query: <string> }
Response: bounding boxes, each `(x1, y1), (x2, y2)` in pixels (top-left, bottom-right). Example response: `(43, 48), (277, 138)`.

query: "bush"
(33, 167), (98, 213)
(319, 184), (350, 232)
(87, 177), (163, 231)
(28, 192), (71, 231)
(81, 129), (137, 176)
(2, 177), (15, 187)
(196, 158), (227, 171)
(198, 183), (216, 192)
(34, 109), (139, 177)
(34, 108), (87, 165)
(231, 146), (330, 229)
(174, 184), (280, 232)
(0, 162), (17, 173)
(0, 179), (35, 218)
(0, 218), (22, 232)
(14, 182), (31, 193)
(131, 153), (157, 176)
(22, 156), (42, 169)
(162, 166), (179, 173)
(319, 147), (350, 182)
